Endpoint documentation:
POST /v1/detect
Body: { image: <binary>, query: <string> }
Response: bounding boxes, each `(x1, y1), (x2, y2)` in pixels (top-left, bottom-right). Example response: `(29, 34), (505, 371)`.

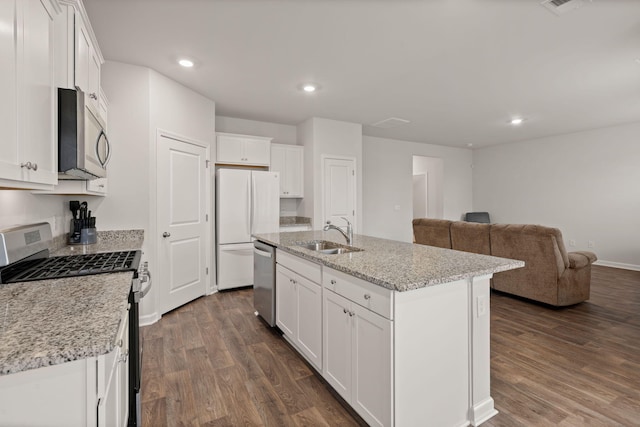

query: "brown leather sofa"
(412, 218), (597, 306)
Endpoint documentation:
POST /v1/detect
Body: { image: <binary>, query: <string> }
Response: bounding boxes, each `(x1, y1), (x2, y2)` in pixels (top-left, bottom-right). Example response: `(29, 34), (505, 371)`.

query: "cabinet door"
(75, 18), (90, 94)
(21, 0), (57, 185)
(351, 305), (393, 427)
(0, 0), (19, 181)
(323, 290), (352, 402)
(296, 275), (322, 370)
(244, 137), (270, 165)
(276, 265), (297, 338)
(285, 146), (304, 197)
(88, 48), (100, 109)
(270, 144), (287, 196)
(216, 134), (244, 163)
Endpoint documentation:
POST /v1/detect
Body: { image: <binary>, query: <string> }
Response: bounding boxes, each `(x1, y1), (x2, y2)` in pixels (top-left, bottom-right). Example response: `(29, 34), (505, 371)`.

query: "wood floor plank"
(142, 265), (640, 426)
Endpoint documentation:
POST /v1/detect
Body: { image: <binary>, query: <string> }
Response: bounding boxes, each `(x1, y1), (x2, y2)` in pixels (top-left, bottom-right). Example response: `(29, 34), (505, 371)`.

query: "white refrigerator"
(216, 168), (280, 290)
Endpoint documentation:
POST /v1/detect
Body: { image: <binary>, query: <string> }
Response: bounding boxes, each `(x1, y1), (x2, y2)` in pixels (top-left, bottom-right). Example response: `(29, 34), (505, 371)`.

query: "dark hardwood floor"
(141, 265), (640, 426)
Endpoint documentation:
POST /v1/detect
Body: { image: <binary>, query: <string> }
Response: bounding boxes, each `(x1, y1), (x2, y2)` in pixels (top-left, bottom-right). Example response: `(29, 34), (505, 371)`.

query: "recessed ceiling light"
(466, 143), (473, 147)
(178, 59), (194, 68)
(510, 118), (524, 125)
(302, 84), (317, 93)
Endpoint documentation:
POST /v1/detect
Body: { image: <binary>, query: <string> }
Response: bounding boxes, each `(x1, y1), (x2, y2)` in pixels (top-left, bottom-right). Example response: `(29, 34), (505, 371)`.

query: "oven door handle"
(140, 271), (152, 298)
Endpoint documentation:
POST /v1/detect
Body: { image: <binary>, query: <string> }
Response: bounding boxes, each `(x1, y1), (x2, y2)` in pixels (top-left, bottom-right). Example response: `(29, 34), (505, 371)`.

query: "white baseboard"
(594, 260), (640, 272)
(139, 312), (160, 327)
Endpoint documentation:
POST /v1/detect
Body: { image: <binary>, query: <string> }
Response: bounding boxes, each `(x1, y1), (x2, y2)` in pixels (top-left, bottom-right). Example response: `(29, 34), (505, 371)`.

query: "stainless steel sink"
(296, 240), (363, 255)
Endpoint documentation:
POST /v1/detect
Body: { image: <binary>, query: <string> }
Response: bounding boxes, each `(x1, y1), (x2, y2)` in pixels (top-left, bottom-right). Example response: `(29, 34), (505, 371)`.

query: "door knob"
(162, 232), (171, 238)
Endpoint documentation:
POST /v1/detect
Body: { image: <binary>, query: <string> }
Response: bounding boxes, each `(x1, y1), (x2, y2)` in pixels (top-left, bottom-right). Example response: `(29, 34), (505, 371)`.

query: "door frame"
(320, 154), (358, 233)
(148, 128), (211, 325)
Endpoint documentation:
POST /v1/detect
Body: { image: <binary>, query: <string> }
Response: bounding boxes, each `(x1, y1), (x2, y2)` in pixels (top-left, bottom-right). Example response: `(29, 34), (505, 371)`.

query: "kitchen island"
(254, 230), (524, 427)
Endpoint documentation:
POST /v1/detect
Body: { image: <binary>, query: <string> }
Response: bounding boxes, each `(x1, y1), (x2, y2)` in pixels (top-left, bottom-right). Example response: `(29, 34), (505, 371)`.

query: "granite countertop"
(53, 229), (144, 256)
(253, 231), (524, 292)
(0, 229), (144, 376)
(279, 216), (312, 227)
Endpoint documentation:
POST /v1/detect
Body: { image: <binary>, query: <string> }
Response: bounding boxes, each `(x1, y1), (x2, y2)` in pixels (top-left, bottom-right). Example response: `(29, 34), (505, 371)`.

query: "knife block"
(69, 219), (97, 245)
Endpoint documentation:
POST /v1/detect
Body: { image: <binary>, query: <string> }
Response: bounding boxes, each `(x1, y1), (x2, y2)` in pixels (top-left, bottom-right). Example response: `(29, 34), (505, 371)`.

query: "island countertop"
(254, 231), (524, 292)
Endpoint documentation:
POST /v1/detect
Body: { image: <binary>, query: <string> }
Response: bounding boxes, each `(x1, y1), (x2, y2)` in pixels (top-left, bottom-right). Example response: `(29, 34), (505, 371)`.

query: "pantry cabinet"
(270, 143), (304, 198)
(0, 0), (58, 190)
(216, 132), (271, 166)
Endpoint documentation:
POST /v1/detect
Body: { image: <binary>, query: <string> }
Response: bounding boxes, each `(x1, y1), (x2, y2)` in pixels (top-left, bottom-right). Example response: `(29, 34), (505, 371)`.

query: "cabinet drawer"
(323, 268), (393, 320)
(277, 250), (321, 284)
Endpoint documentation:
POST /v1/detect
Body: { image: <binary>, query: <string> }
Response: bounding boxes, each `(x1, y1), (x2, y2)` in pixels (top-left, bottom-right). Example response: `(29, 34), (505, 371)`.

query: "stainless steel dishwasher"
(253, 240), (276, 326)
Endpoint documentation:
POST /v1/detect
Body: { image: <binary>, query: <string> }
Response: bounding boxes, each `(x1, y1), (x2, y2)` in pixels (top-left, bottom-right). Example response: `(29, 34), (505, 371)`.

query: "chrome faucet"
(323, 217), (353, 246)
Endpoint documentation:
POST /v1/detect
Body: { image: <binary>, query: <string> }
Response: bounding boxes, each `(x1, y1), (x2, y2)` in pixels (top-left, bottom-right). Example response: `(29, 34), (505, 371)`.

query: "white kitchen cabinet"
(98, 305), (129, 427)
(276, 252), (322, 370)
(270, 143), (304, 198)
(56, 0), (103, 111)
(0, 305), (130, 427)
(323, 288), (392, 427)
(32, 177), (108, 196)
(216, 132), (271, 166)
(0, 0), (58, 190)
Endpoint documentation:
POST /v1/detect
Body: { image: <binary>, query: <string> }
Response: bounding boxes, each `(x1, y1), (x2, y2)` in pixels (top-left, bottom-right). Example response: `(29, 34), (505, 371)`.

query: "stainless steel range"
(0, 223), (151, 427)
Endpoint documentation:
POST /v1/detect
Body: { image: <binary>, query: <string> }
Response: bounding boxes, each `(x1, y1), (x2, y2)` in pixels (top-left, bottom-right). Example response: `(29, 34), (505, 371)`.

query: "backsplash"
(0, 191), (71, 237)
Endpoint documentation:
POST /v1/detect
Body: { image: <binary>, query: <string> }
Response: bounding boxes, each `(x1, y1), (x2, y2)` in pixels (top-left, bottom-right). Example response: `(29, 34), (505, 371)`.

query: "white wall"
(98, 62), (151, 231)
(101, 61), (216, 323)
(413, 156), (444, 219)
(472, 121), (640, 269)
(0, 192), (72, 237)
(298, 118), (363, 231)
(363, 136), (473, 242)
(215, 116), (297, 145)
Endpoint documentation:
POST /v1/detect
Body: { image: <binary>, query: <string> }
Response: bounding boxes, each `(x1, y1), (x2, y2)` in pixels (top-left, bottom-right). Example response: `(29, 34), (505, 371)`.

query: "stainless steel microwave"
(58, 87), (110, 180)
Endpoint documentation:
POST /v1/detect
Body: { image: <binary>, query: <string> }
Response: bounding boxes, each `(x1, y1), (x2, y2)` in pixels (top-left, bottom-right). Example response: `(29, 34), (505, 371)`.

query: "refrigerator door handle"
(247, 175), (252, 235)
(251, 174), (257, 234)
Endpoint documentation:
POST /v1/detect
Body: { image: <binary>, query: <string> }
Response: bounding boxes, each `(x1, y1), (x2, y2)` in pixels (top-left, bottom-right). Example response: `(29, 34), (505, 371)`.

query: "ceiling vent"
(541, 0), (590, 15)
(371, 117), (410, 129)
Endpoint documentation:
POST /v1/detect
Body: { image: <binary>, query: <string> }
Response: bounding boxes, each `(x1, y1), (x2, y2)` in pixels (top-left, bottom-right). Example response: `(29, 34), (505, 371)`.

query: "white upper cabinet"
(56, 0), (103, 112)
(216, 132), (271, 166)
(0, 0), (59, 189)
(270, 143), (304, 198)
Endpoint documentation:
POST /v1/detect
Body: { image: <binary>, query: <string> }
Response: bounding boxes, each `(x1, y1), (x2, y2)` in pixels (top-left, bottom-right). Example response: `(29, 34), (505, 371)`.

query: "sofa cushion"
(451, 222), (491, 255)
(568, 251), (598, 269)
(412, 218), (452, 249)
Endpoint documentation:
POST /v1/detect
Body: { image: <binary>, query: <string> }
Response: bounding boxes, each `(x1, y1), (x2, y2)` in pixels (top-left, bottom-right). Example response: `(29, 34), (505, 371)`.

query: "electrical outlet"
(569, 240), (576, 247)
(588, 240), (595, 248)
(477, 295), (487, 317)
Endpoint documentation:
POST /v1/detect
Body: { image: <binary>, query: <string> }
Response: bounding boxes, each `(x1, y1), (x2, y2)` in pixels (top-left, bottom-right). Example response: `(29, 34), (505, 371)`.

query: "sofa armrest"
(568, 251), (597, 269)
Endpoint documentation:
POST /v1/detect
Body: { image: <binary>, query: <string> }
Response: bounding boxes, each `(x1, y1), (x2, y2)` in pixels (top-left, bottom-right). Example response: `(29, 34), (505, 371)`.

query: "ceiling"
(83, 0), (640, 148)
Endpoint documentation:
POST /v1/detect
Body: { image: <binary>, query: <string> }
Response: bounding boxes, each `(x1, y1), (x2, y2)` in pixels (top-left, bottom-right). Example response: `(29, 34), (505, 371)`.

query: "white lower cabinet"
(323, 288), (393, 427)
(276, 263), (322, 370)
(0, 306), (129, 427)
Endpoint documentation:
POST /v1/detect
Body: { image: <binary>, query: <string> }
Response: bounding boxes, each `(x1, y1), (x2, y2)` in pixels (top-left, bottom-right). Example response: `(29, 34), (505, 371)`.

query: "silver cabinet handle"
(119, 350), (129, 363)
(20, 162), (37, 171)
(364, 294), (371, 300)
(349, 311), (355, 317)
(89, 92), (98, 100)
(330, 279), (336, 285)
(343, 308), (348, 314)
(162, 232), (171, 238)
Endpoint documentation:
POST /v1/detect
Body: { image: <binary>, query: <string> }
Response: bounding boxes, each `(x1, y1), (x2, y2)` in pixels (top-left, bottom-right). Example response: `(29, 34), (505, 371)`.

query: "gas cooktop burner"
(0, 250), (141, 284)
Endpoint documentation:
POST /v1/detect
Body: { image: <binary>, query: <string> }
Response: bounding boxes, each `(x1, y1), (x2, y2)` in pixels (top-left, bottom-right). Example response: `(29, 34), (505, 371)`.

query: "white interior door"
(158, 133), (208, 314)
(323, 157), (356, 230)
